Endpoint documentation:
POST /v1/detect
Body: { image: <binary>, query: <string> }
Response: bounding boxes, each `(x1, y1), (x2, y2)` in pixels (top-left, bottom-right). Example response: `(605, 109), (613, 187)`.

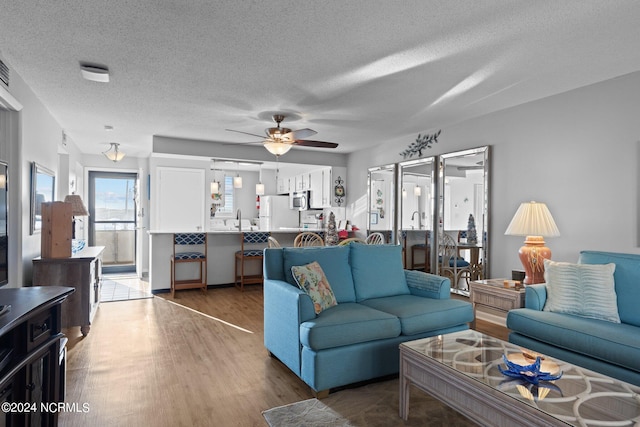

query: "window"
(216, 175), (235, 215)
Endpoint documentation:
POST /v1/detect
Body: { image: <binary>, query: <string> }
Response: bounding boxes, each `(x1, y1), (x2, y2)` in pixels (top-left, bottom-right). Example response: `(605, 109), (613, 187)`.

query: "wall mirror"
(30, 162), (56, 235)
(438, 146), (490, 295)
(367, 164), (397, 243)
(398, 157), (436, 270)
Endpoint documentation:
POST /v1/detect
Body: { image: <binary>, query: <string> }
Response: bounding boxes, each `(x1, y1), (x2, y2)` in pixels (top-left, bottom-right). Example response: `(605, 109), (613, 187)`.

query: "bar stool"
(235, 231), (270, 291)
(411, 230), (431, 271)
(170, 233), (207, 297)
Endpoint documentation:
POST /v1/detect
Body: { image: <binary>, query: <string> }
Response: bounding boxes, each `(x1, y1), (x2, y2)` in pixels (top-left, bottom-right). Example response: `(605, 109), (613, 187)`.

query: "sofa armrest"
(405, 270), (451, 299)
(525, 284), (547, 311)
(263, 278), (316, 375)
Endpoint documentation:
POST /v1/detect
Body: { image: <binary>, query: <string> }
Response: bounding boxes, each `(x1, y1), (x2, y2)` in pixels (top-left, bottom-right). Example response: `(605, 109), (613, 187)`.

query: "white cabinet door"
(155, 167), (205, 231)
(309, 169), (323, 208)
(310, 167), (332, 208)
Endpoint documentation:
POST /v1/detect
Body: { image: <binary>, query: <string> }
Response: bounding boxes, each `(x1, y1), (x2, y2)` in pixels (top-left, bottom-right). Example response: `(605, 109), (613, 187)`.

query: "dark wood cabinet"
(0, 286), (74, 427)
(32, 247), (104, 336)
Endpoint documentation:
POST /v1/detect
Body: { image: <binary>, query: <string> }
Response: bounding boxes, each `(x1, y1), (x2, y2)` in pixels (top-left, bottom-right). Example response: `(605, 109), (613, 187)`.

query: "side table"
(469, 279), (525, 329)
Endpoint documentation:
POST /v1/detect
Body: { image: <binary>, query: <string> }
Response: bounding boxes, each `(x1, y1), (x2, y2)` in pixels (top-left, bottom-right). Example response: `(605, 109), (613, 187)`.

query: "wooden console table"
(32, 246), (105, 336)
(0, 286), (74, 427)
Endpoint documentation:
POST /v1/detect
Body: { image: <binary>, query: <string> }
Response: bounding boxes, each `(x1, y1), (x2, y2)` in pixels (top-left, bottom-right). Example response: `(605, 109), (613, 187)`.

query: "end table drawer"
(473, 292), (522, 311)
(27, 310), (53, 351)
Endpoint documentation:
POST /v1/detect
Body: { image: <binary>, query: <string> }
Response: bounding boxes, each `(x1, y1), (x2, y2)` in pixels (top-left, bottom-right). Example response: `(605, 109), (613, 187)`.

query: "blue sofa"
(263, 244), (473, 395)
(507, 250), (640, 386)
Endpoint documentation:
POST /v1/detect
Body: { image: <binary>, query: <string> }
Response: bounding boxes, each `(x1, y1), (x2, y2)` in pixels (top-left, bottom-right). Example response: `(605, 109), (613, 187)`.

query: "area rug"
(262, 378), (477, 427)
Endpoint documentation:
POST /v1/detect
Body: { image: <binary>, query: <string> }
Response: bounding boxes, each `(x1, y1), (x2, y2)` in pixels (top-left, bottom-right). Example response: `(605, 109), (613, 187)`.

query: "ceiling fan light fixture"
(102, 142), (125, 162)
(264, 141), (293, 156)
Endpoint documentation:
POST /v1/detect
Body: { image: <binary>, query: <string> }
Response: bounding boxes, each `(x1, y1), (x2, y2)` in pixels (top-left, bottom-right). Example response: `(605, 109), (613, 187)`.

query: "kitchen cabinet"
(310, 167), (332, 208)
(294, 173), (310, 192)
(32, 246), (104, 336)
(154, 166), (205, 231)
(0, 286), (74, 427)
(276, 177), (292, 195)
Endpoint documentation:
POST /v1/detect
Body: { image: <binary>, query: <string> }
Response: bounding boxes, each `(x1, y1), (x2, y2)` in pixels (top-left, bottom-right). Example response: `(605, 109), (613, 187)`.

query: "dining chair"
(338, 237), (366, 246)
(294, 232), (324, 247)
(439, 233), (471, 292)
(267, 236), (281, 248)
(365, 232), (385, 245)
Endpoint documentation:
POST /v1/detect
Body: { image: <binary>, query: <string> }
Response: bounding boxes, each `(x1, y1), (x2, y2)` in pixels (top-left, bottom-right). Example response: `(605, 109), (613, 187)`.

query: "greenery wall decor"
(399, 130), (442, 159)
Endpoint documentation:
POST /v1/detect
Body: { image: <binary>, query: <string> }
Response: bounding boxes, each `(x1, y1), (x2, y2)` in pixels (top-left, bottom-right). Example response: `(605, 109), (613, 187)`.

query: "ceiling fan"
(226, 114), (338, 156)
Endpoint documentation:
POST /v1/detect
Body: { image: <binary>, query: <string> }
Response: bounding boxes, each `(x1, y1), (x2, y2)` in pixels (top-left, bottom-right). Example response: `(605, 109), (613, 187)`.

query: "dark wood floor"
(60, 286), (508, 427)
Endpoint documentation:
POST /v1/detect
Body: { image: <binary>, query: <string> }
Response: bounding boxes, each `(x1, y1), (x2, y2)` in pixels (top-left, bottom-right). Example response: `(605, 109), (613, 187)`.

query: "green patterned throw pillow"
(291, 261), (338, 314)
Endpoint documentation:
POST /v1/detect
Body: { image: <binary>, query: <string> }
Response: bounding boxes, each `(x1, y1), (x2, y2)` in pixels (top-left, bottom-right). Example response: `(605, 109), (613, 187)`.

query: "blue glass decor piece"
(498, 355), (562, 385)
(71, 239), (86, 254)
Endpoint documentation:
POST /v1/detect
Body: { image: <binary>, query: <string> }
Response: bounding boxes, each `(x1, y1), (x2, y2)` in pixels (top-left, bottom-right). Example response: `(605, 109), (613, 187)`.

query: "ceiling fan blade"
(294, 140), (339, 149)
(285, 128), (317, 140)
(222, 140), (264, 146)
(226, 129), (269, 139)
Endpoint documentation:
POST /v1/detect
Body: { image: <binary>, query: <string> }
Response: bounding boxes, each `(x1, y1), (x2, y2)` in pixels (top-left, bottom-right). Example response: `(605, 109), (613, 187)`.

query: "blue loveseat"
(507, 250), (640, 386)
(263, 244), (473, 395)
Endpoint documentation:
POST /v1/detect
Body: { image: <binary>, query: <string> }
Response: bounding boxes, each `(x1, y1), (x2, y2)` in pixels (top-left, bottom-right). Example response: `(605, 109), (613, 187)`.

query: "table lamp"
(504, 201), (560, 285)
(64, 194), (89, 239)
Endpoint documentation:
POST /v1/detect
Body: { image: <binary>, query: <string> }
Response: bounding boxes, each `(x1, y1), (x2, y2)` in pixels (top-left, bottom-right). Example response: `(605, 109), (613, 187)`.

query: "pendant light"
(211, 159), (219, 195)
(256, 164), (265, 195)
(233, 162), (243, 189)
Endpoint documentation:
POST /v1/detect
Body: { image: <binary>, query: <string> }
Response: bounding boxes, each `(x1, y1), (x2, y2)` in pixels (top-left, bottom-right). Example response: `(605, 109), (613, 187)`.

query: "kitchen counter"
(148, 229), (330, 291)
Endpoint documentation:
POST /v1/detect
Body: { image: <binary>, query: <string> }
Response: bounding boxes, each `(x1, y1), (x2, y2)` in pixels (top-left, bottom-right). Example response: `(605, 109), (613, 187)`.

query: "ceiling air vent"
(0, 60), (8, 87)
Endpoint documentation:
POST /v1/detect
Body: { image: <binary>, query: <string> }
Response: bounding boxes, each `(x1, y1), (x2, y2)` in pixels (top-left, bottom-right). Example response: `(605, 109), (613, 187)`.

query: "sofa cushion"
(507, 308), (640, 374)
(360, 295), (473, 335)
(543, 260), (619, 323)
(579, 251), (640, 327)
(299, 303), (401, 350)
(349, 244), (409, 302)
(291, 261), (338, 314)
(283, 246), (356, 303)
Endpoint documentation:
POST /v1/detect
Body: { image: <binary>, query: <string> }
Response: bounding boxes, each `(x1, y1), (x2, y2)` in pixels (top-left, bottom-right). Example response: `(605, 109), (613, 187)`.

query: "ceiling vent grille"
(0, 60), (8, 87)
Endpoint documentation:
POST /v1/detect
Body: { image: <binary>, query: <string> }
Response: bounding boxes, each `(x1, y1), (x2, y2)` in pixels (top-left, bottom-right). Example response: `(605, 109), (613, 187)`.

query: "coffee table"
(399, 330), (640, 426)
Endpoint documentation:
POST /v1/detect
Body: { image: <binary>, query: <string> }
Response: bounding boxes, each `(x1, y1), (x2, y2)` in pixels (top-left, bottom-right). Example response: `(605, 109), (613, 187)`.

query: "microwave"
(290, 191), (310, 210)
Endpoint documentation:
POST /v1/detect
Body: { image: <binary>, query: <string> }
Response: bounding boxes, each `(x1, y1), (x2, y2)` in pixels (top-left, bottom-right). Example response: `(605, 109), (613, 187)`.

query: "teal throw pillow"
(543, 259), (619, 323)
(291, 261), (338, 315)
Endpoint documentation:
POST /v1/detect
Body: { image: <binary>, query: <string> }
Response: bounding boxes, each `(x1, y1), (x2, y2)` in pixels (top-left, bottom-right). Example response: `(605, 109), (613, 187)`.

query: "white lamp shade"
(211, 181), (219, 195)
(233, 175), (243, 189)
(256, 183), (265, 195)
(505, 201), (560, 237)
(414, 186), (422, 196)
(264, 141), (293, 156)
(102, 143), (125, 162)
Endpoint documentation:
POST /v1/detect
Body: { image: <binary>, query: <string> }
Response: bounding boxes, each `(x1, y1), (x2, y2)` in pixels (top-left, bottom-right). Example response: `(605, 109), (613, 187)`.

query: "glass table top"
(401, 330), (640, 426)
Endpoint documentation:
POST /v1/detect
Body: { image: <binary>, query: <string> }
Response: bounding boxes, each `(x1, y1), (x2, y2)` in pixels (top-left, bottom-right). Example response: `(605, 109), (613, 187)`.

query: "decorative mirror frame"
(398, 156), (437, 269)
(30, 162), (56, 235)
(367, 164), (397, 244)
(437, 146), (490, 294)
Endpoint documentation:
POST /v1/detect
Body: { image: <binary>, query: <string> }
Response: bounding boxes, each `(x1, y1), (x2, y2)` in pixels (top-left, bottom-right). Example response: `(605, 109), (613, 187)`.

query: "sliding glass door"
(88, 171), (137, 273)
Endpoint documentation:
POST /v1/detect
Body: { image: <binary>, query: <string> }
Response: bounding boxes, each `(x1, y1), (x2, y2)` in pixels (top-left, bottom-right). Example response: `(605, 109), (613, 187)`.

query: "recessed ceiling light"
(80, 63), (110, 83)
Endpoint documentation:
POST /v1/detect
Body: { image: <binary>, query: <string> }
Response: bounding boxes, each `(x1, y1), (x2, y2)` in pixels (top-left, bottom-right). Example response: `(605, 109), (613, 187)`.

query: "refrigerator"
(259, 195), (299, 230)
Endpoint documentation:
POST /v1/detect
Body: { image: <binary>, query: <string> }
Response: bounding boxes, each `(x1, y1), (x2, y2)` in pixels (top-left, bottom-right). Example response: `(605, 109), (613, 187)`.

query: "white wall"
(1, 66), (66, 285)
(347, 71), (640, 279)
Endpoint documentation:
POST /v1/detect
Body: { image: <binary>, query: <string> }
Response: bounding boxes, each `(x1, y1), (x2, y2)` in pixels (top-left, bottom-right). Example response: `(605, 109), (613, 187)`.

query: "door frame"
(87, 169), (140, 275)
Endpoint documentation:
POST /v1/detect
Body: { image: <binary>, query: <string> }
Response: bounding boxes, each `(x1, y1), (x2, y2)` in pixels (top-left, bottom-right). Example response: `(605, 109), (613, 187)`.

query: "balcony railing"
(95, 229), (135, 266)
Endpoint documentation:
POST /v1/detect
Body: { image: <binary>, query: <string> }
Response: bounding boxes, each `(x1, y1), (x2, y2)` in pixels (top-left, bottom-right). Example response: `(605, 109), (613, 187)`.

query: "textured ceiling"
(1, 1), (640, 158)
